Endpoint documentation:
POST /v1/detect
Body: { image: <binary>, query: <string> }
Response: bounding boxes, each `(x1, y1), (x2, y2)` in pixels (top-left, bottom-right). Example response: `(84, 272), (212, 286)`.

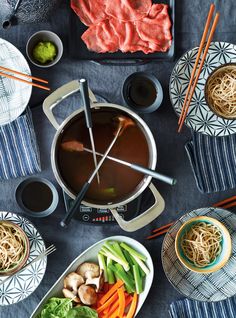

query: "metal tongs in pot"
(61, 142), (176, 186)
(60, 115), (135, 228)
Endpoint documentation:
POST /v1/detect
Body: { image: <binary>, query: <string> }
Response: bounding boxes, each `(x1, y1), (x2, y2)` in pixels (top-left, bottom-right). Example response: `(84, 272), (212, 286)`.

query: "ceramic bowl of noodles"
(204, 63), (236, 120)
(175, 216), (232, 273)
(0, 220), (30, 276)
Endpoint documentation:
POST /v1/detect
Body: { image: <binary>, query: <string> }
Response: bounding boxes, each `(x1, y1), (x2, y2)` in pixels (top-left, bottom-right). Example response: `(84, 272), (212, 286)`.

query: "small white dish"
(30, 235), (154, 317)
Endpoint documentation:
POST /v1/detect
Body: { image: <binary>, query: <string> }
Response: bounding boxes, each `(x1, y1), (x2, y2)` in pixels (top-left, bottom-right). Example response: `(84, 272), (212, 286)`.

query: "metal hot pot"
(43, 80), (165, 231)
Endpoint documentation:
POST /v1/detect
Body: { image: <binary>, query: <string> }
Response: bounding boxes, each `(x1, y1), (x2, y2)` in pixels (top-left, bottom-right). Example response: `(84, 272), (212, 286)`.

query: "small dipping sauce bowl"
(122, 72), (163, 113)
(15, 177), (59, 217)
(26, 30), (63, 68)
(175, 216), (232, 274)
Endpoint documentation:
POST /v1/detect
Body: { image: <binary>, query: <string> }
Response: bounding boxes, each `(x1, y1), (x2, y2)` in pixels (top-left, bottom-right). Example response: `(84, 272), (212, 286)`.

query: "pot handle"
(43, 80), (97, 130)
(110, 183), (165, 232)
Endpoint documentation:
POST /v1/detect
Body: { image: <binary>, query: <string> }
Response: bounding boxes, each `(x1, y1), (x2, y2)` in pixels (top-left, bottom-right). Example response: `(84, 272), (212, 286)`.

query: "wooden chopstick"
(178, 9), (220, 132)
(178, 4), (215, 126)
(146, 228), (170, 240)
(152, 222), (175, 233)
(213, 195), (236, 207)
(0, 71), (50, 91)
(146, 194), (236, 240)
(0, 65), (48, 84)
(178, 12), (219, 132)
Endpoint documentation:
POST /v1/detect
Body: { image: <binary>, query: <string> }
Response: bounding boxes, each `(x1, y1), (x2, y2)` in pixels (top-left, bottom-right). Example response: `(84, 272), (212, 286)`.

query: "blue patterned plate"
(0, 211), (46, 306)
(170, 42), (236, 136)
(161, 207), (236, 302)
(0, 38), (32, 126)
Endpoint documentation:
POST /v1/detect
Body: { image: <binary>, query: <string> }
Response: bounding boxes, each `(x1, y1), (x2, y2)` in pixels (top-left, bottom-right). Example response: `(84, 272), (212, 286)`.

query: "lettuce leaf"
(67, 307), (98, 318)
(37, 297), (72, 318)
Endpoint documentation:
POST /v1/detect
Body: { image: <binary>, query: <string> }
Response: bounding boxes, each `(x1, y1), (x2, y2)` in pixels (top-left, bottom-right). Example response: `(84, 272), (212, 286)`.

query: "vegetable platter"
(30, 236), (154, 318)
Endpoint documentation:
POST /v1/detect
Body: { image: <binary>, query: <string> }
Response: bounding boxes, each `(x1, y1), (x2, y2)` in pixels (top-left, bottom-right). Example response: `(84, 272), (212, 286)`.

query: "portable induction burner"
(63, 186), (154, 225)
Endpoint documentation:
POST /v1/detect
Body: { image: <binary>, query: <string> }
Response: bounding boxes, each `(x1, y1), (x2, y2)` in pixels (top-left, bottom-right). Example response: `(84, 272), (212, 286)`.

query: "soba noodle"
(0, 223), (26, 271)
(181, 222), (222, 268)
(206, 66), (236, 119)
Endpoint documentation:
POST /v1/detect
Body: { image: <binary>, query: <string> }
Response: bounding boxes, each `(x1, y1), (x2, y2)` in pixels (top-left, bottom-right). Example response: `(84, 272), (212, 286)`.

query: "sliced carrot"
(110, 307), (120, 318)
(118, 287), (126, 318)
(99, 280), (124, 305)
(106, 293), (133, 318)
(126, 293), (138, 318)
(97, 292), (119, 313)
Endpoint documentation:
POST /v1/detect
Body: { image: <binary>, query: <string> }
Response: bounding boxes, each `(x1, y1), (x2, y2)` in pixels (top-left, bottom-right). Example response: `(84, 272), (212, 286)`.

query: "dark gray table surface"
(0, 1), (235, 317)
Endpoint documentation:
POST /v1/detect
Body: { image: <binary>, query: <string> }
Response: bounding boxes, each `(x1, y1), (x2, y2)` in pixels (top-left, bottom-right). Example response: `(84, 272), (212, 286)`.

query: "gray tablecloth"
(0, 1), (235, 317)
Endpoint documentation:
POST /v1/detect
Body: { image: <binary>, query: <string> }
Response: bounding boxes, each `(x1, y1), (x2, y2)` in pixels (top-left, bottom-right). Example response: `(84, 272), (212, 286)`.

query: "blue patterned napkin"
(0, 107), (41, 179)
(169, 297), (236, 318)
(185, 131), (236, 193)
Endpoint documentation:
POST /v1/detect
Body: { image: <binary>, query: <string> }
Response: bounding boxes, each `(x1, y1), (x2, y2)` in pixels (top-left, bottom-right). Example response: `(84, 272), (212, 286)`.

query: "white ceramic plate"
(30, 235), (154, 317)
(169, 42), (236, 136)
(0, 38), (32, 126)
(0, 211), (47, 306)
(162, 207), (236, 302)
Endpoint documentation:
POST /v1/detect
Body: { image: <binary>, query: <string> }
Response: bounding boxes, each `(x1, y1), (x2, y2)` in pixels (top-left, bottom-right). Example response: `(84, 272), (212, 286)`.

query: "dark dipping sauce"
(128, 76), (157, 107)
(57, 108), (150, 205)
(22, 182), (53, 212)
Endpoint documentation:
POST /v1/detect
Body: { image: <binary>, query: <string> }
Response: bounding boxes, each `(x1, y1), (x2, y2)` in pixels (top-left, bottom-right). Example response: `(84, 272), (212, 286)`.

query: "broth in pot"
(57, 108), (150, 205)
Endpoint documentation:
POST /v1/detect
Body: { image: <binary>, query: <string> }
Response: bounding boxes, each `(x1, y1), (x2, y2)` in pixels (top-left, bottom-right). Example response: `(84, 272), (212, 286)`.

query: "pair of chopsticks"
(0, 65), (50, 91)
(146, 195), (236, 240)
(178, 4), (219, 133)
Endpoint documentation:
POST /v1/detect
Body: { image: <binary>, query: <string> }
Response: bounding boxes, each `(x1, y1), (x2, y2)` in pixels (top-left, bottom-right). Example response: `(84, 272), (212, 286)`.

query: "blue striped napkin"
(169, 297), (236, 318)
(0, 107), (41, 179)
(185, 131), (236, 193)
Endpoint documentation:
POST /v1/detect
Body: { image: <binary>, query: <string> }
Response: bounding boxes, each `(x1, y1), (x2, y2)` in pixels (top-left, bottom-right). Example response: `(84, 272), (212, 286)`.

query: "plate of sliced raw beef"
(69, 0), (175, 62)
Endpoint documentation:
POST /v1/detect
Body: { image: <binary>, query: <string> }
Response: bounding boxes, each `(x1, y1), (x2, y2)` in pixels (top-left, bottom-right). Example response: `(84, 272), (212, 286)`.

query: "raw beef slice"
(109, 18), (153, 54)
(136, 4), (172, 52)
(105, 0), (152, 22)
(71, 0), (107, 26)
(81, 20), (120, 53)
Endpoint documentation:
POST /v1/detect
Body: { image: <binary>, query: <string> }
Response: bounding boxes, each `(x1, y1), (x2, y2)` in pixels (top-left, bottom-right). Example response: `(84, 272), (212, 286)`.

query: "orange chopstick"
(178, 3), (215, 126)
(0, 71), (50, 91)
(0, 65), (48, 84)
(213, 195), (236, 207)
(178, 12), (219, 132)
(152, 222), (175, 233)
(146, 228), (170, 240)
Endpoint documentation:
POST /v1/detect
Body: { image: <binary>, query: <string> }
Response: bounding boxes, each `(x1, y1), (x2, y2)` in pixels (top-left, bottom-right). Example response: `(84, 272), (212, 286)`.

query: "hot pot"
(43, 80), (165, 231)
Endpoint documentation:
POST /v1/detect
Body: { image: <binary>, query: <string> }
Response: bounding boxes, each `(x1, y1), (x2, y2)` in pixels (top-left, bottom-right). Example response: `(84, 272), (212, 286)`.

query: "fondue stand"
(43, 80), (165, 232)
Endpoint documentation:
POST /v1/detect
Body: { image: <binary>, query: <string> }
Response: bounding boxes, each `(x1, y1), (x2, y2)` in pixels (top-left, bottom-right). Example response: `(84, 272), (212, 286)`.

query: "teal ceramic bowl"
(175, 216), (232, 273)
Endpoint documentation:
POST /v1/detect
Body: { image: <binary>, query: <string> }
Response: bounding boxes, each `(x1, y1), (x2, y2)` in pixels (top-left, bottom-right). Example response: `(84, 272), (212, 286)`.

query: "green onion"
(101, 243), (130, 271)
(107, 258), (115, 284)
(133, 264), (143, 294)
(98, 253), (108, 282)
(129, 253), (146, 278)
(120, 242), (147, 261)
(108, 264), (135, 293)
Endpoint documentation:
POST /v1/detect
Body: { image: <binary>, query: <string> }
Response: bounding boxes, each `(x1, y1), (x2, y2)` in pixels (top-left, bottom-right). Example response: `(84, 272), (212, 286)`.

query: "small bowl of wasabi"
(26, 30), (63, 68)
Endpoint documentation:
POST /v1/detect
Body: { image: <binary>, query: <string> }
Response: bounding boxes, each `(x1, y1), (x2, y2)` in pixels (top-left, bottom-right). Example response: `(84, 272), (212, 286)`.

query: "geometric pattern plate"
(0, 211), (46, 306)
(0, 38), (32, 126)
(169, 42), (236, 137)
(161, 207), (236, 302)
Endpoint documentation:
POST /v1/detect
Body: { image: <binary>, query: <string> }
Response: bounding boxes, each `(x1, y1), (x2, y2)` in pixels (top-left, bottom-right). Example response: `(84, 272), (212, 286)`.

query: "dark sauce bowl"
(15, 177), (59, 218)
(122, 72), (163, 114)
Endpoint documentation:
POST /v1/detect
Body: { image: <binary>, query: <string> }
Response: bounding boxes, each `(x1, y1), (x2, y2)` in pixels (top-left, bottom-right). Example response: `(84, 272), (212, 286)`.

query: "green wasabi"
(33, 41), (57, 64)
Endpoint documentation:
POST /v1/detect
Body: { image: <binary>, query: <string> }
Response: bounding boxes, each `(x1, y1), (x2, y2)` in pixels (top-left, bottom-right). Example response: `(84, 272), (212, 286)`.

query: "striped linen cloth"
(185, 131), (236, 193)
(169, 297), (236, 318)
(0, 107), (41, 179)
